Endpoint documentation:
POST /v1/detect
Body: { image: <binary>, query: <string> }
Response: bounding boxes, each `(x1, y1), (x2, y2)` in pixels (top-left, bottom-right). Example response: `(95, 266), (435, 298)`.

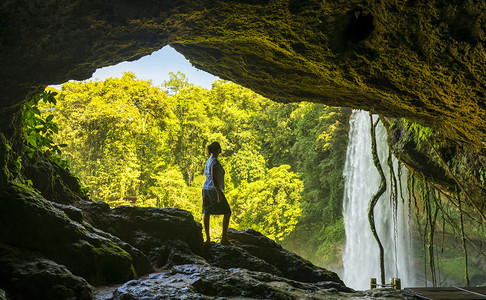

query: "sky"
(53, 46), (220, 89)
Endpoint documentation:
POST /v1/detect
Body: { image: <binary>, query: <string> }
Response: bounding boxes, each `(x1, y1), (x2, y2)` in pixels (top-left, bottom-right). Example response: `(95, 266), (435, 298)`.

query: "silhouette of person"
(202, 141), (232, 244)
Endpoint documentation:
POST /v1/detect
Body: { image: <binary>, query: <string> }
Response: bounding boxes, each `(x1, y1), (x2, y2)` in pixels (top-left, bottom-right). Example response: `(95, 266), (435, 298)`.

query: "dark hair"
(207, 142), (221, 155)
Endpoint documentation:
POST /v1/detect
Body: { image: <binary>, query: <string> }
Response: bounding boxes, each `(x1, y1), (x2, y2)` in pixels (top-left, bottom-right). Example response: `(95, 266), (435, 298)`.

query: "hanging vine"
(426, 182), (439, 287)
(368, 113), (387, 285)
(420, 180), (429, 286)
(427, 140), (486, 223)
(387, 147), (400, 277)
(384, 118), (485, 288)
(458, 190), (470, 287)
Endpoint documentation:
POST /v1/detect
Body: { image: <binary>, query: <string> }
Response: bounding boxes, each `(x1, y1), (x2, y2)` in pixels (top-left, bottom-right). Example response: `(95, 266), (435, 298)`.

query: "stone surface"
(22, 151), (87, 205)
(227, 228), (345, 285)
(15, 149), (178, 272)
(110, 264), (410, 299)
(0, 243), (93, 300)
(149, 239), (208, 269)
(84, 205), (204, 258)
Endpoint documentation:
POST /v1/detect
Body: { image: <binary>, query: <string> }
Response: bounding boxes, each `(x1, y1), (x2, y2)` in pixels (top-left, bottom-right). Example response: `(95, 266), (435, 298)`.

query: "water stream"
(342, 110), (415, 290)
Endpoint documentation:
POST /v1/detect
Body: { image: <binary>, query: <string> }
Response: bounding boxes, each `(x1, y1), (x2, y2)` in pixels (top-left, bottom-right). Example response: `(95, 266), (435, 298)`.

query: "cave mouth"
(2, 2), (486, 297)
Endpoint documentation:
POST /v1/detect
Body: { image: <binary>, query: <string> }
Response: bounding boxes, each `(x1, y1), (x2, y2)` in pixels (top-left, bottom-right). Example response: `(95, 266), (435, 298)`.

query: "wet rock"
(149, 239), (207, 269)
(227, 228), (346, 286)
(0, 243), (93, 300)
(386, 118), (486, 214)
(87, 224), (154, 277)
(51, 202), (84, 223)
(0, 185), (137, 286)
(112, 264), (355, 300)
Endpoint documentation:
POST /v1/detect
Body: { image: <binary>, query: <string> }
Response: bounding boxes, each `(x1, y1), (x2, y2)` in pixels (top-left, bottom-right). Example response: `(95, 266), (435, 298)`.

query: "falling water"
(342, 110), (415, 290)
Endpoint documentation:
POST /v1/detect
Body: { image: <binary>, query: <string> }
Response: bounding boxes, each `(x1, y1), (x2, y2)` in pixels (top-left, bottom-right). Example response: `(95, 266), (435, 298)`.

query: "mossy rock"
(0, 183), (137, 286)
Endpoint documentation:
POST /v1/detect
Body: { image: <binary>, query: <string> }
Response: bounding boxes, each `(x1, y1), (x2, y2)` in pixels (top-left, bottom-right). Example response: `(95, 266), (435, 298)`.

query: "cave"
(1, 0), (486, 299)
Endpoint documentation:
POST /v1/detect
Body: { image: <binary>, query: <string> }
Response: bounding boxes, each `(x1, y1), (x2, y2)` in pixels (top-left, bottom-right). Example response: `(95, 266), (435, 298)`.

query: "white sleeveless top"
(203, 156), (225, 191)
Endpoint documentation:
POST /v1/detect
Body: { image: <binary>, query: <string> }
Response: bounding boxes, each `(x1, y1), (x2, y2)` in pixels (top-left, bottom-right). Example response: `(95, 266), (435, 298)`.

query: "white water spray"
(342, 110), (415, 290)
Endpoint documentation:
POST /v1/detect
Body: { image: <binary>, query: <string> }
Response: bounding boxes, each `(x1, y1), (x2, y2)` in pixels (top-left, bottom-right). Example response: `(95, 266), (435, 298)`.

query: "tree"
(229, 165), (303, 242)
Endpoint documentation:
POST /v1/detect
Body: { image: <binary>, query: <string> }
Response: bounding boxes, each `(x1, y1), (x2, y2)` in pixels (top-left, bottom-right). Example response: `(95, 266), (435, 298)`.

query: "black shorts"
(202, 189), (231, 215)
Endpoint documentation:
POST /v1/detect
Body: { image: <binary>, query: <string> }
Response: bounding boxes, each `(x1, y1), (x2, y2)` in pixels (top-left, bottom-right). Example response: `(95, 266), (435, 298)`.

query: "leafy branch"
(21, 90), (69, 168)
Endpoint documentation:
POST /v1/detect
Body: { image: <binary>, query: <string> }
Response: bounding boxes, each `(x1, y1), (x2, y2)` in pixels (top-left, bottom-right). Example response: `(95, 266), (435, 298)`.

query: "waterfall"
(342, 110), (415, 290)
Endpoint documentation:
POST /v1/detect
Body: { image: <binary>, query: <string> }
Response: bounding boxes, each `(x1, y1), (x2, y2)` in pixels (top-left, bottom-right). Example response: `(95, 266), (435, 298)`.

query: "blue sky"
(54, 46), (220, 89)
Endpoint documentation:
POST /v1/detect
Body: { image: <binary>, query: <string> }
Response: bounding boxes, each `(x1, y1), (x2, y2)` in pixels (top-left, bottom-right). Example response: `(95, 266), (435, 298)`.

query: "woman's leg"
(221, 212), (231, 244)
(204, 213), (211, 242)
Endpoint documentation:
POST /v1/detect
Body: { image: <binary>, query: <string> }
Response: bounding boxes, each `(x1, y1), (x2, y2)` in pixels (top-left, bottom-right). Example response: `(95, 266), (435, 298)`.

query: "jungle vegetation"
(35, 72), (351, 268)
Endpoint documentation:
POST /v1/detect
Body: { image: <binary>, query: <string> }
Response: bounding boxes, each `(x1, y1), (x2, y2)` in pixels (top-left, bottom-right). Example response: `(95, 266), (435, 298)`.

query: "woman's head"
(207, 142), (222, 156)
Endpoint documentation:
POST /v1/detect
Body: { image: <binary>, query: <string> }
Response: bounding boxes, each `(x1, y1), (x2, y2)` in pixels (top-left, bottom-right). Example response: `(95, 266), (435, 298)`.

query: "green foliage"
(46, 73), (351, 261)
(229, 165), (303, 242)
(402, 119), (434, 146)
(21, 90), (69, 168)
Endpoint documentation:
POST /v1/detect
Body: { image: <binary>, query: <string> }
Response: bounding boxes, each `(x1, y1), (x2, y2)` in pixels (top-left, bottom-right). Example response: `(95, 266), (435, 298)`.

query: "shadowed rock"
(0, 185), (138, 286)
(80, 205), (205, 269)
(149, 239), (208, 269)
(0, 243), (93, 300)
(227, 228), (345, 285)
(200, 242), (283, 276)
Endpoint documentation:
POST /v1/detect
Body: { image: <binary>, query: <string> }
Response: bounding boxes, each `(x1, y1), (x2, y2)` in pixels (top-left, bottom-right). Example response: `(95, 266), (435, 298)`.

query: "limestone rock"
(149, 239), (208, 269)
(0, 243), (93, 300)
(22, 151), (87, 205)
(386, 118), (486, 215)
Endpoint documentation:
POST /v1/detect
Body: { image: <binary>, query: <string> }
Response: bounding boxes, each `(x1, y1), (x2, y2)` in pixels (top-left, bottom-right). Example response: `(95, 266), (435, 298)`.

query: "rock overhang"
(0, 0), (485, 153)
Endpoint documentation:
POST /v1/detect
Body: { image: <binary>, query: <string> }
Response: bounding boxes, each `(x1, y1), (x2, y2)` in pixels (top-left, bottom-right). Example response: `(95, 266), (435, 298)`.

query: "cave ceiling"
(1, 0), (485, 153)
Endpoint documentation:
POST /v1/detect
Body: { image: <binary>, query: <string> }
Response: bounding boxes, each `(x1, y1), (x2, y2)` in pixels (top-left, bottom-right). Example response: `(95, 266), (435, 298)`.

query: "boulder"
(0, 243), (93, 300)
(227, 228), (345, 285)
(83, 205), (204, 261)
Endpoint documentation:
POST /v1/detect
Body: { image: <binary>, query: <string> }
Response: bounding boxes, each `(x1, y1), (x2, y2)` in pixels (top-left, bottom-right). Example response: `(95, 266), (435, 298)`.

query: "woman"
(202, 141), (232, 244)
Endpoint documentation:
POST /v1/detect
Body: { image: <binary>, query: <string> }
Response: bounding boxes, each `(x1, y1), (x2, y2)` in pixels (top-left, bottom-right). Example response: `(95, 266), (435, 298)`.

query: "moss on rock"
(0, 179), (138, 286)
(1, 0), (485, 154)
